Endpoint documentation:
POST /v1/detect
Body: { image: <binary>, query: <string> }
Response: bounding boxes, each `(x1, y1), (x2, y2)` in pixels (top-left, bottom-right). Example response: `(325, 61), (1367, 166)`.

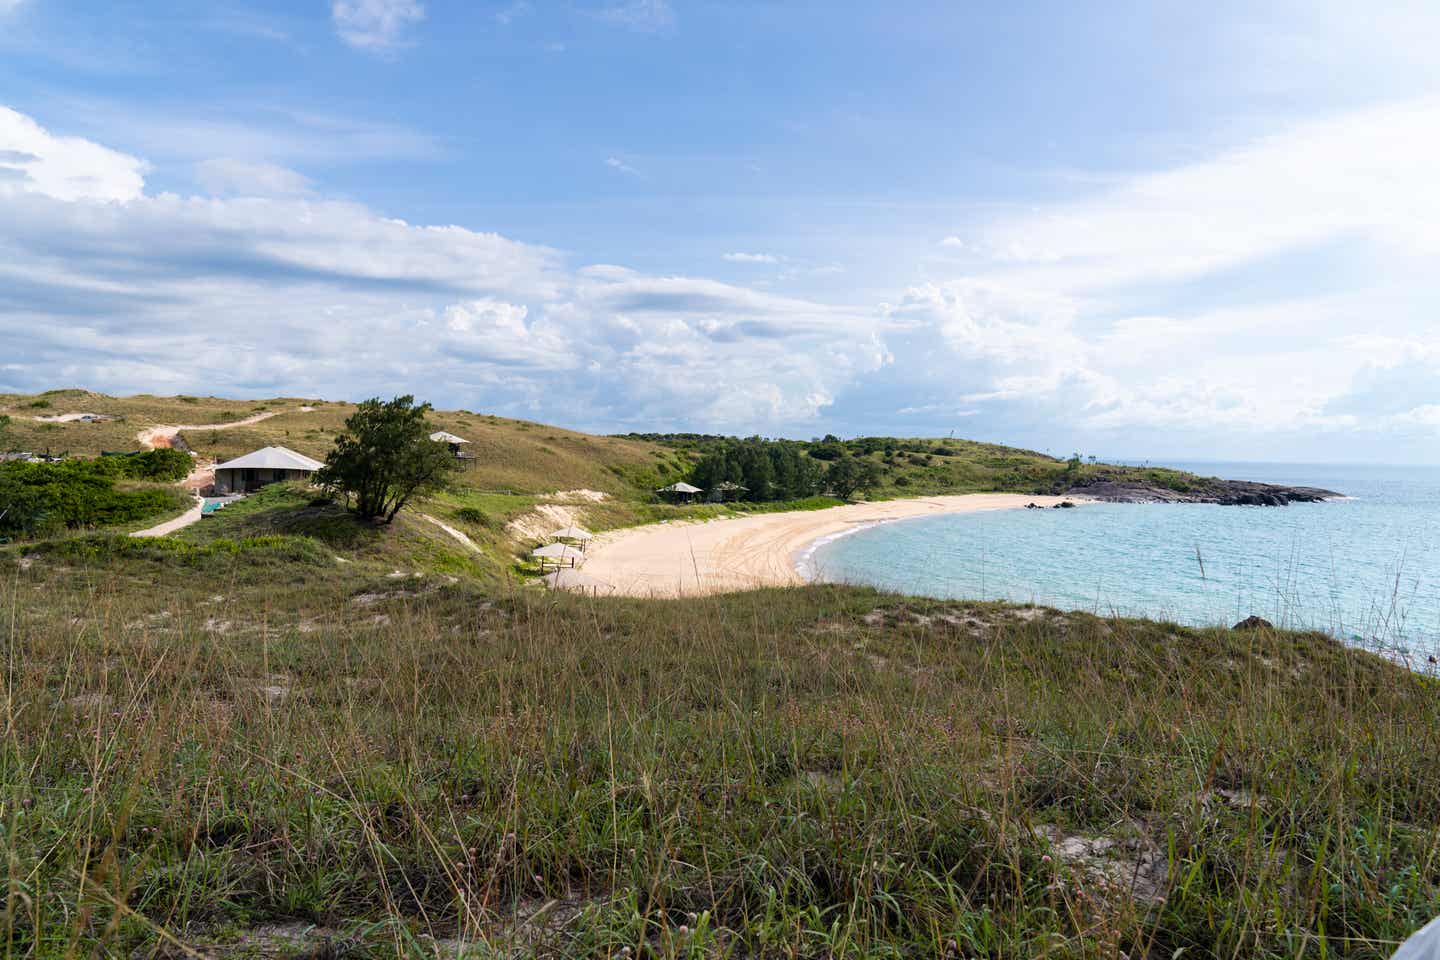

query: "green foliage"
(689, 437), (825, 502)
(108, 447), (192, 481)
(0, 458), (185, 536)
(455, 505), (496, 529)
(825, 452), (884, 499)
(315, 395), (461, 523)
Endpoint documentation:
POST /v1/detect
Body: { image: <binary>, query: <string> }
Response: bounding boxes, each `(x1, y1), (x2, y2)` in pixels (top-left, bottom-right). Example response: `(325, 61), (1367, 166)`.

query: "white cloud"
(595, 0), (674, 31)
(0, 104), (886, 431)
(883, 96), (1440, 448)
(0, 106), (145, 202)
(332, 0), (425, 52)
(195, 158), (311, 197)
(722, 252), (779, 264)
(605, 156), (639, 176)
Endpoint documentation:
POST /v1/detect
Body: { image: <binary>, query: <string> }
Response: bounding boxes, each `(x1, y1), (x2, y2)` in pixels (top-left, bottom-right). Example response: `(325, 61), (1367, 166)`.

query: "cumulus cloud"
(332, 0), (425, 52)
(0, 107), (145, 202)
(872, 96), (1440, 451)
(0, 104), (885, 431)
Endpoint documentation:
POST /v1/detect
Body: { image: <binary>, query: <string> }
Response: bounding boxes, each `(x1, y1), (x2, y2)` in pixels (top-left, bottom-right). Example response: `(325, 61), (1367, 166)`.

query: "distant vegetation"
(0, 449), (192, 537)
(621, 431), (1202, 501)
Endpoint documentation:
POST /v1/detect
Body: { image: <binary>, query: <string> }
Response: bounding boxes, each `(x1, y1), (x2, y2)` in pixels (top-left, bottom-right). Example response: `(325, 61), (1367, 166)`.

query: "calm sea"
(805, 462), (1440, 663)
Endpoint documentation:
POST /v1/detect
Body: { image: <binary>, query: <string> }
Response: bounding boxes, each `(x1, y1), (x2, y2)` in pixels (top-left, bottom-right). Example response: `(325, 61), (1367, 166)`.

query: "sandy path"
(130, 496), (205, 538)
(135, 410), (286, 450)
(579, 494), (1082, 597)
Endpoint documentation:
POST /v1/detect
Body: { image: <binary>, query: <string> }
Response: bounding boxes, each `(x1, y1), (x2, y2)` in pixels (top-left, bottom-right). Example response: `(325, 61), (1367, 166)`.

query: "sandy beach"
(573, 494), (1080, 597)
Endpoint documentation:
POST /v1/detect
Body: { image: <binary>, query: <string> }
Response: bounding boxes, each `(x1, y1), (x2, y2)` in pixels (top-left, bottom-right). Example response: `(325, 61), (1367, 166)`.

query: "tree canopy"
(824, 453), (884, 500)
(315, 396), (459, 523)
(689, 438), (825, 502)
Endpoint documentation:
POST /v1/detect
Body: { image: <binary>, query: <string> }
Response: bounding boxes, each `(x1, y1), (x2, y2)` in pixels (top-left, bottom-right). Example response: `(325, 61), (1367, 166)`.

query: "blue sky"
(3, 1), (1439, 462)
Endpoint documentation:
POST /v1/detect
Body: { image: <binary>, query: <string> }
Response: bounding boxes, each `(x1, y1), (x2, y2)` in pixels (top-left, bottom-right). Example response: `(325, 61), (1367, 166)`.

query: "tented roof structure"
(549, 525), (594, 541)
(213, 446), (325, 472)
(429, 431), (469, 444)
(658, 482), (703, 494)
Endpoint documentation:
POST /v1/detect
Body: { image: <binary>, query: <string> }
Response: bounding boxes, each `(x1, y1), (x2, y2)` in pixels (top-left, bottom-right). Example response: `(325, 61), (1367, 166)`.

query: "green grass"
(3, 541), (1438, 958)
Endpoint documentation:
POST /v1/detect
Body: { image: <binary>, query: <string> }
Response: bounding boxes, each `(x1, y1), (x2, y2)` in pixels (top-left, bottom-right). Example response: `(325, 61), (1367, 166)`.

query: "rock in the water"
(1233, 616), (1274, 631)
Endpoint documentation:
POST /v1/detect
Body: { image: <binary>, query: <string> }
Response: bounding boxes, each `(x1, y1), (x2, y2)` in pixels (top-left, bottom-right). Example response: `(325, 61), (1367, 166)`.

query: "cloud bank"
(4, 98), (1440, 457)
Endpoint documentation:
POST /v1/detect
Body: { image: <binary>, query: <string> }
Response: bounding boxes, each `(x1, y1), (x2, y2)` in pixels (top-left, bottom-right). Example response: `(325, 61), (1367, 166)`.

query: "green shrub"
(111, 448), (191, 481)
(456, 506), (496, 529)
(0, 458), (183, 535)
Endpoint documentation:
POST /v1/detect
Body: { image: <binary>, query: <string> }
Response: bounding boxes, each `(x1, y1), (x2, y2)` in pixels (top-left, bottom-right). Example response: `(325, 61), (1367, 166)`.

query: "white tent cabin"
(429, 431), (471, 458)
(212, 446), (324, 495)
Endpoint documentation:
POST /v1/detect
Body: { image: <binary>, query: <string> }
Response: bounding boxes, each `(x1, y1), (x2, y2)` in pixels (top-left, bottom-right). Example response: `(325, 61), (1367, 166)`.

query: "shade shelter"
(212, 446), (324, 495)
(532, 542), (584, 569)
(657, 481), (703, 503)
(549, 524), (594, 543)
(429, 431), (470, 458)
(709, 481), (748, 502)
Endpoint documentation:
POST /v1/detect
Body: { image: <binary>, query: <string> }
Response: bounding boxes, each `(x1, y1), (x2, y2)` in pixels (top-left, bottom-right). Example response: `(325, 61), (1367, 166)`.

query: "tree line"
(687, 438), (882, 502)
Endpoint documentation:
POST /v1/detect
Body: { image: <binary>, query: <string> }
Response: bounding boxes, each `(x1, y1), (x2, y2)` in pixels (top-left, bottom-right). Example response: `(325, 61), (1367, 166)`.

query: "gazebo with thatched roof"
(657, 481), (703, 503)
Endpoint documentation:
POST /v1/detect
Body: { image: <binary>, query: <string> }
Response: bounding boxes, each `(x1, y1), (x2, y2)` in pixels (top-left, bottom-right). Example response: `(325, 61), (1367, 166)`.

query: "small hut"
(657, 481), (703, 503)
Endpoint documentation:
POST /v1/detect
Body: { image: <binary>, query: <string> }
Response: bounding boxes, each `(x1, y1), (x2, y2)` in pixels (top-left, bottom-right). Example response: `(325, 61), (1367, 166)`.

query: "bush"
(0, 459), (183, 536)
(111, 448), (191, 482)
(456, 506), (496, 529)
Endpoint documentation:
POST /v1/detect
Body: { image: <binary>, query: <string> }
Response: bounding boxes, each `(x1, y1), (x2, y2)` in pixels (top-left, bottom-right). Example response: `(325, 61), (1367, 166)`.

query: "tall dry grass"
(3, 543), (1439, 957)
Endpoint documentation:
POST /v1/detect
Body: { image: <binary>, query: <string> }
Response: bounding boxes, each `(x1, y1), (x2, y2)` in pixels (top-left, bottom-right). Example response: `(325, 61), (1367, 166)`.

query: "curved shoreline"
(573, 494), (1083, 597)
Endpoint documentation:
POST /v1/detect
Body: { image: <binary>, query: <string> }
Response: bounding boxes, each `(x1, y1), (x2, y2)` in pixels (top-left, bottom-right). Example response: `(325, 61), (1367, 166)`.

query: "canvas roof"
(658, 482), (703, 494)
(429, 431), (469, 444)
(532, 543), (584, 559)
(213, 446), (325, 472)
(549, 525), (594, 540)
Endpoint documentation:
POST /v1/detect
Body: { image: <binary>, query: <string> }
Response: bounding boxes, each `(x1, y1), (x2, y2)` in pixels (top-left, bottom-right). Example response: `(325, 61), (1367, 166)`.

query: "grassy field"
(4, 542), (1439, 958)
(3, 390), (1439, 957)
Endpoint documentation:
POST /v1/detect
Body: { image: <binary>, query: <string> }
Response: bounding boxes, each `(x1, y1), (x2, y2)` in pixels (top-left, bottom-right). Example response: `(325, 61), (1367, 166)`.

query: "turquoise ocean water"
(805, 463), (1440, 662)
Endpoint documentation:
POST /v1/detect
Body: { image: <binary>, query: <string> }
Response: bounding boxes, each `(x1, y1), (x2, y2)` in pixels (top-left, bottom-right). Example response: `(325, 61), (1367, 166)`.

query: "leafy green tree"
(315, 396), (459, 523)
(826, 454), (883, 500)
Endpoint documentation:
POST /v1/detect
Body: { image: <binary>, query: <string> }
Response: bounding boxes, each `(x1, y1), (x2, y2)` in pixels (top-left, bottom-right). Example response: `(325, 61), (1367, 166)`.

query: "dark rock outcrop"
(1065, 475), (1339, 506)
(1233, 616), (1274, 631)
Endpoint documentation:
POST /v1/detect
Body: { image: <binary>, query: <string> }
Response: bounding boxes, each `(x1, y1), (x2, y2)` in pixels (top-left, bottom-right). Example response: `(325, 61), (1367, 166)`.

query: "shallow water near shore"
(809, 462), (1440, 661)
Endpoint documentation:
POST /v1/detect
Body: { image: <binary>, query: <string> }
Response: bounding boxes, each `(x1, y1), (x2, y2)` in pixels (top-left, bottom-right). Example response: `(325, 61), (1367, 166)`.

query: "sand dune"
(578, 494), (1080, 597)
